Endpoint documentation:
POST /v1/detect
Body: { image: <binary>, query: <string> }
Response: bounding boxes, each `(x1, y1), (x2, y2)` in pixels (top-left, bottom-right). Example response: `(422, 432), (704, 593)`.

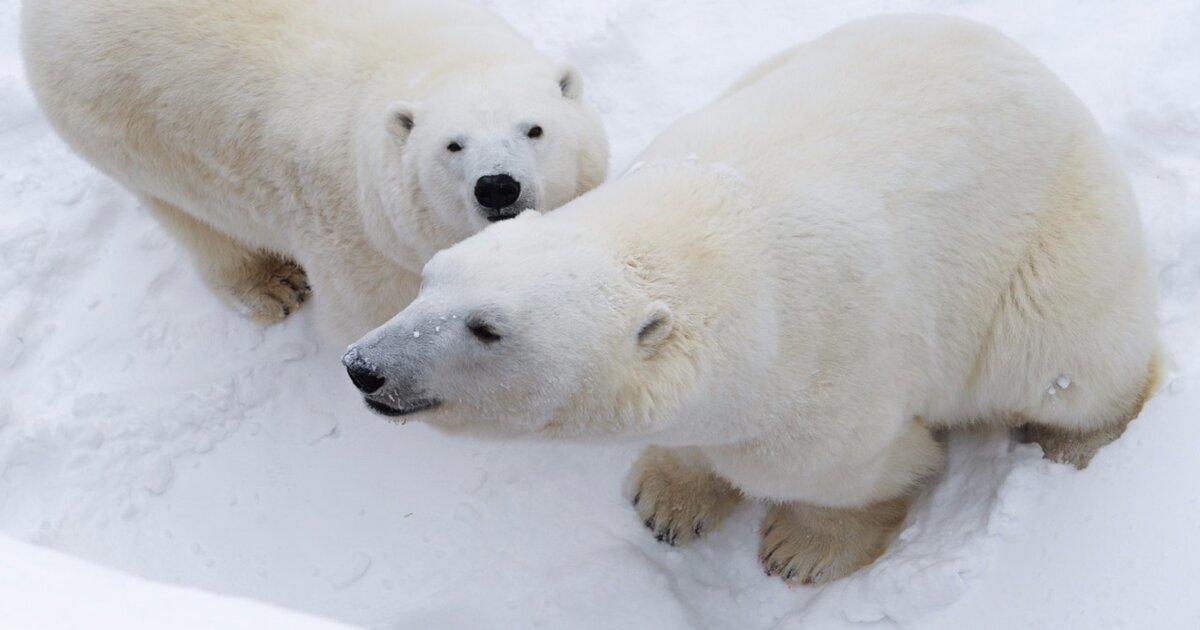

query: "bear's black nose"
(474, 174), (522, 215)
(346, 363), (386, 394)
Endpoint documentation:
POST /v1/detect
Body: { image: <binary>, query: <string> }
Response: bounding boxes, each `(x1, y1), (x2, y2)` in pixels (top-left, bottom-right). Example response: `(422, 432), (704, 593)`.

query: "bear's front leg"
(626, 446), (743, 546)
(722, 417), (943, 585)
(142, 196), (310, 322)
(759, 495), (912, 585)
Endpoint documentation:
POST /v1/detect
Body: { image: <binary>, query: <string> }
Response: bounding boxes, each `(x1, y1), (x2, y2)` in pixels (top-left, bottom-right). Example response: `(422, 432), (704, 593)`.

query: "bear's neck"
(564, 162), (778, 443)
(351, 85), (452, 274)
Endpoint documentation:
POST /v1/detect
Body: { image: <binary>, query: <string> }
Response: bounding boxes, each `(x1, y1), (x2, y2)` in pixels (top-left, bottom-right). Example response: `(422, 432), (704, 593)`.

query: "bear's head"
(371, 64), (608, 264)
(342, 210), (684, 440)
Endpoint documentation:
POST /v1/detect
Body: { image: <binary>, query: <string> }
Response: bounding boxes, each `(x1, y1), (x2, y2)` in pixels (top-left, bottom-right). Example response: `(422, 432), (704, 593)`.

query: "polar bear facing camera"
(22, 0), (608, 343)
(345, 15), (1160, 584)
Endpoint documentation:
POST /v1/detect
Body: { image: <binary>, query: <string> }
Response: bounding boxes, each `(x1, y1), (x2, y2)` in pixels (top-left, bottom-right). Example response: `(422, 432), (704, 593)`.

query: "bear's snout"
(343, 351), (386, 394)
(342, 341), (444, 419)
(475, 174), (522, 219)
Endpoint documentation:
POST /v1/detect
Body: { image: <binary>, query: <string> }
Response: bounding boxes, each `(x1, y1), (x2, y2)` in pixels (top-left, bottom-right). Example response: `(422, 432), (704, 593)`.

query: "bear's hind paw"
(1020, 418), (1132, 470)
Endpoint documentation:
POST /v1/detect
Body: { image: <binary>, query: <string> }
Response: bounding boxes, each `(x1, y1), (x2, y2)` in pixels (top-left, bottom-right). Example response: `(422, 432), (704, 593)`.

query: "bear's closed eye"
(467, 320), (502, 343)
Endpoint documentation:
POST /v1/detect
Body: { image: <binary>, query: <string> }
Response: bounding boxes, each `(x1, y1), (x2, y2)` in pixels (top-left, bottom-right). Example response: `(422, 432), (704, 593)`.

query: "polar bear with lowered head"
(344, 15), (1160, 584)
(22, 0), (608, 343)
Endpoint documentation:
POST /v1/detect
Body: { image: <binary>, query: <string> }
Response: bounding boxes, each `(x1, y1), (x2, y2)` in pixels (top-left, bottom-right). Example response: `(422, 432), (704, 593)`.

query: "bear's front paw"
(228, 255), (312, 324)
(627, 447), (742, 546)
(758, 497), (910, 586)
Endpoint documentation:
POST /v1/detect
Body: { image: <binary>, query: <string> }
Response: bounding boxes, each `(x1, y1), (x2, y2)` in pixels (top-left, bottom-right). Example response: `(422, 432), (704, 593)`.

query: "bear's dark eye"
(447, 142), (463, 153)
(467, 320), (502, 344)
(527, 125), (543, 139)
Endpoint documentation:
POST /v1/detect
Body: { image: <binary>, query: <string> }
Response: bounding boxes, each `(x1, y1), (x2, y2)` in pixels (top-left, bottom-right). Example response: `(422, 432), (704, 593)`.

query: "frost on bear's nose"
(475, 174), (522, 217)
(342, 348), (386, 394)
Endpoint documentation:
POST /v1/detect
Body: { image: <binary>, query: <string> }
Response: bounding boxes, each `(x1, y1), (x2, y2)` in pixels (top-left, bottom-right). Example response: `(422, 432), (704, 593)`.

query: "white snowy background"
(1, 0), (1198, 628)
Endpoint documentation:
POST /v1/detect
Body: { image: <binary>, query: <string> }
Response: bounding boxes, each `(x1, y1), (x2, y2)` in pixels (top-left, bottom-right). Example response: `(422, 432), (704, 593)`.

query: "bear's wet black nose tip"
(475, 174), (521, 212)
(346, 363), (386, 394)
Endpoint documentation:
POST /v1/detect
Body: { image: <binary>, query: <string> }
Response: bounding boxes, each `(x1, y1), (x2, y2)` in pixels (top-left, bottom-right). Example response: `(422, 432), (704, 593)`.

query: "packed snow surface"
(1, 0), (1198, 628)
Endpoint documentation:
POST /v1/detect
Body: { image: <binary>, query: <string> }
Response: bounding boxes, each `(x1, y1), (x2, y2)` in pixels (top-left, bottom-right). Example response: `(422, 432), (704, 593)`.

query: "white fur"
(350, 15), (1158, 509)
(21, 0), (609, 343)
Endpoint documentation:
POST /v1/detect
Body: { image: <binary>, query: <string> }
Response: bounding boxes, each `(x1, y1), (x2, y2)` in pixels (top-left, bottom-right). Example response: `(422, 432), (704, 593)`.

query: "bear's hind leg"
(142, 197), (311, 323)
(758, 495), (912, 585)
(1021, 352), (1162, 469)
(626, 447), (743, 546)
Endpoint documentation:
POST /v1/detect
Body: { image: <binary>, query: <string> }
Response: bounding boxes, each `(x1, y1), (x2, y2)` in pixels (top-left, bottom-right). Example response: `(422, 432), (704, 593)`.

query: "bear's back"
(611, 15), (1151, 422)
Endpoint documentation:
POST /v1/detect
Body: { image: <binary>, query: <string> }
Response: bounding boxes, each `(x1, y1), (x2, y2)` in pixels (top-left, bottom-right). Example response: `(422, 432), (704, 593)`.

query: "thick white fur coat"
(352, 15), (1159, 513)
(614, 16), (1160, 504)
(22, 0), (608, 343)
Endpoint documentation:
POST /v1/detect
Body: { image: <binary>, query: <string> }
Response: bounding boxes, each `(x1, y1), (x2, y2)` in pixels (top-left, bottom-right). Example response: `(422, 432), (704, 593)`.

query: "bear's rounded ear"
(557, 64), (583, 100)
(384, 101), (418, 142)
(637, 300), (673, 356)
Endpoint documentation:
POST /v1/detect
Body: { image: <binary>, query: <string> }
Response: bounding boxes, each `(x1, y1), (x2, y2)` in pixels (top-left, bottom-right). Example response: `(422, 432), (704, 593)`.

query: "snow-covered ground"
(1, 0), (1197, 628)
(0, 534), (352, 629)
